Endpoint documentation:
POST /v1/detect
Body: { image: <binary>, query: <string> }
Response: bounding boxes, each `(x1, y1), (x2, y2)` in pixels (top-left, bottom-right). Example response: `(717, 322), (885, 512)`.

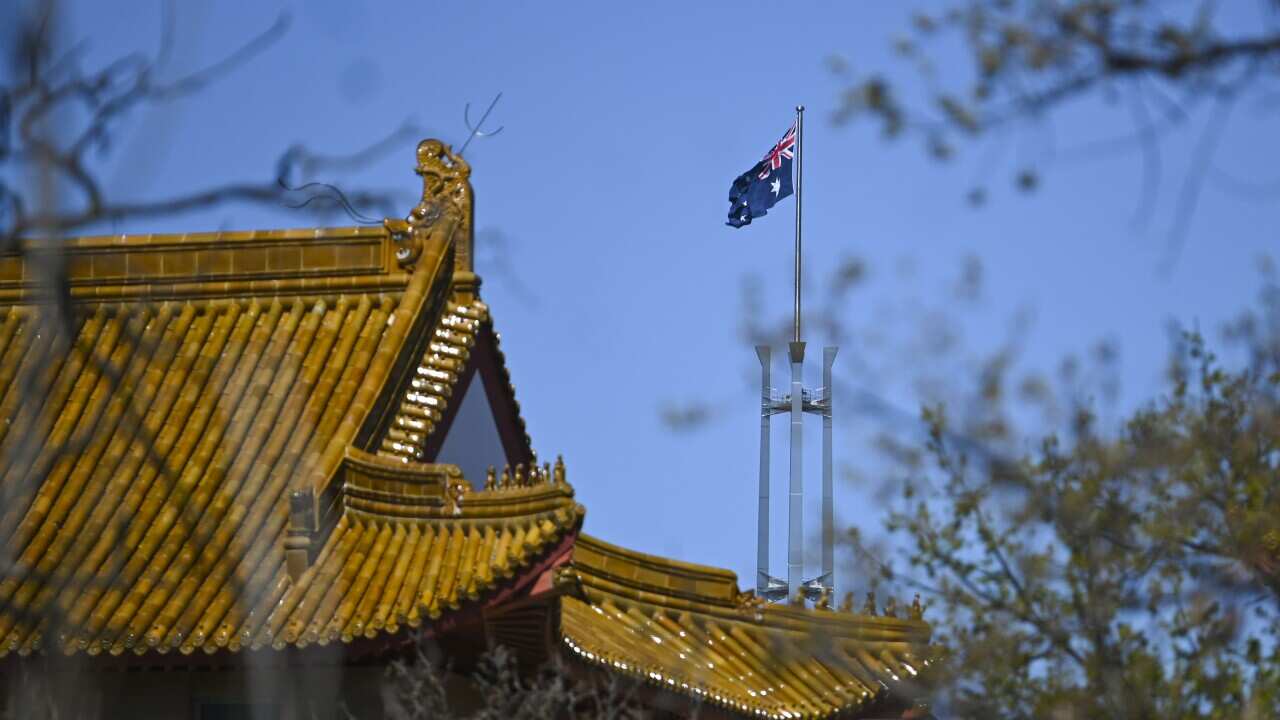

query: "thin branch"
(1126, 77), (1162, 229)
(1160, 92), (1235, 274)
(12, 177), (397, 238)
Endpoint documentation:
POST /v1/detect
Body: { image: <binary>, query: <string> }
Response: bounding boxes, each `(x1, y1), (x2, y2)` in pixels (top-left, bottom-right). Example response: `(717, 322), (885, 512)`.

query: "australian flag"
(726, 124), (796, 228)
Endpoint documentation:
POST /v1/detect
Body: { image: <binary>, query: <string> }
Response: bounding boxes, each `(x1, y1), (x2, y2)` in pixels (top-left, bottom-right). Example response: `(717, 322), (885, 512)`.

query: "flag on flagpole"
(726, 124), (796, 228)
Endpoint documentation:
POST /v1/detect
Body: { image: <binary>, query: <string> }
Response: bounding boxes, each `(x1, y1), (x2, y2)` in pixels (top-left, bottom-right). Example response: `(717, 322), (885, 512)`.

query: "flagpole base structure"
(787, 341), (805, 604)
(756, 346), (789, 602)
(821, 346), (837, 592)
(752, 341), (838, 605)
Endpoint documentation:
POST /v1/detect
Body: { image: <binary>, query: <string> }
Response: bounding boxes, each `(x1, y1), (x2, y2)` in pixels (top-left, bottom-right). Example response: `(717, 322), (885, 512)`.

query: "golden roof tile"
(561, 535), (934, 719)
(0, 139), (579, 659)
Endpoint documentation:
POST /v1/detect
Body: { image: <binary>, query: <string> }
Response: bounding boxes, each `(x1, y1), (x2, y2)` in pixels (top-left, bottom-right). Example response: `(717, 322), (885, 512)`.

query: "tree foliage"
(856, 278), (1280, 718)
(821, 7), (1280, 709)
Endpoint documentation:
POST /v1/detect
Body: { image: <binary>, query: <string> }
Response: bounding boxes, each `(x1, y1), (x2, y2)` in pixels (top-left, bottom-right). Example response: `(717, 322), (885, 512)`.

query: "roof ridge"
(322, 447), (583, 525)
(0, 226), (411, 305)
(571, 534), (931, 639)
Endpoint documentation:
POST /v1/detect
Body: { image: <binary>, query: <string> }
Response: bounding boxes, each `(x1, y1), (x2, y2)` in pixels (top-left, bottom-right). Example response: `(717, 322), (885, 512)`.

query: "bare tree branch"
(831, 1), (1280, 268)
(1, 7), (417, 247)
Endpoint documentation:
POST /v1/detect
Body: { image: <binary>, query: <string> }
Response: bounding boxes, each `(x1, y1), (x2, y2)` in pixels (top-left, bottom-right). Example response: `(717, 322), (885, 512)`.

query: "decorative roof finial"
(816, 587), (832, 610)
(554, 455), (566, 486)
(735, 590), (767, 622)
(883, 597), (899, 618)
(501, 464), (511, 489)
(514, 463), (526, 487)
(384, 139), (476, 293)
(909, 593), (926, 621)
(839, 592), (855, 612)
(415, 139), (476, 295)
(485, 466), (496, 491)
(446, 477), (466, 516)
(862, 591), (877, 616)
(542, 462), (551, 485)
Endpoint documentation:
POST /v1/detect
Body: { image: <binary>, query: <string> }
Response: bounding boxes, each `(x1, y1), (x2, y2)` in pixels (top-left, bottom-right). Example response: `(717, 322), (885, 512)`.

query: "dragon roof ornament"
(385, 139), (477, 299)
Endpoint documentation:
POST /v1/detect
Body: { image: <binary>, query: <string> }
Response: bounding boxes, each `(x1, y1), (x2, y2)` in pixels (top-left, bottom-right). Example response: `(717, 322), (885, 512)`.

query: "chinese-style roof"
(0, 136), (934, 719)
(561, 535), (932, 720)
(252, 452), (580, 653)
(0, 140), (569, 657)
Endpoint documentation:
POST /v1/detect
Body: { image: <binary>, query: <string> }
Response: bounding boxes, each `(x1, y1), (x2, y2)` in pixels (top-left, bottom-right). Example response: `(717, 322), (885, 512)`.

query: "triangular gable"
(430, 325), (533, 485)
(371, 295), (532, 485)
(433, 372), (507, 488)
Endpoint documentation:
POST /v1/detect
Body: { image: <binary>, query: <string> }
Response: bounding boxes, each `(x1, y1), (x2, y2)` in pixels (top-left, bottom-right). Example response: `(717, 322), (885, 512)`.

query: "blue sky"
(40, 1), (1280, 592)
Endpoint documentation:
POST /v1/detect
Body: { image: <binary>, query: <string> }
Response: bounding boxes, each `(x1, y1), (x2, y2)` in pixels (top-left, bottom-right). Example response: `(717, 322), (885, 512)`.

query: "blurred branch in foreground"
(829, 1), (1280, 268)
(0, 3), (423, 717)
(1, 2), (417, 246)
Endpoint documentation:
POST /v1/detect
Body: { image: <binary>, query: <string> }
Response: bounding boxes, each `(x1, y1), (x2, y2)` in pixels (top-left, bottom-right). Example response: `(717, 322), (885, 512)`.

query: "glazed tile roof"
(379, 298), (488, 461)
(561, 535), (933, 720)
(0, 247), (400, 652)
(237, 459), (581, 654)
(377, 299), (530, 465)
(0, 141), (570, 657)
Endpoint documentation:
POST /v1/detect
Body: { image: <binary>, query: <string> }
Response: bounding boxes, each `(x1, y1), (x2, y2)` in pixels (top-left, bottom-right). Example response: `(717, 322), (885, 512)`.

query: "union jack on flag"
(758, 124), (797, 180)
(726, 123), (796, 228)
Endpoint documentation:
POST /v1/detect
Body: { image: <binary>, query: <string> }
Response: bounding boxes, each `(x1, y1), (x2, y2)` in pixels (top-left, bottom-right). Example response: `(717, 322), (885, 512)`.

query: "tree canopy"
(854, 282), (1280, 718)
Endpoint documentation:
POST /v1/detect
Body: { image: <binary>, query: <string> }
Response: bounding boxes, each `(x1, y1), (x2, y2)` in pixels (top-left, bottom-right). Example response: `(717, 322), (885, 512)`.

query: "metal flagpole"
(787, 105), (806, 603)
(793, 106), (803, 344)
